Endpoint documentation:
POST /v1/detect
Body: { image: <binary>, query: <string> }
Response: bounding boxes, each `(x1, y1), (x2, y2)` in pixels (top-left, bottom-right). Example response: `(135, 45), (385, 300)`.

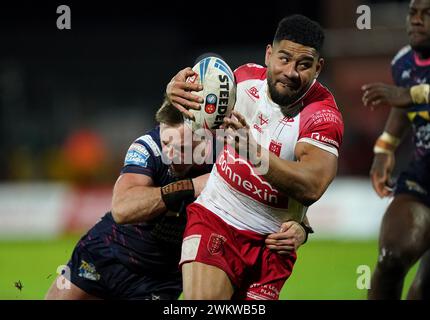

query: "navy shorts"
(67, 214), (182, 300)
(395, 170), (430, 208)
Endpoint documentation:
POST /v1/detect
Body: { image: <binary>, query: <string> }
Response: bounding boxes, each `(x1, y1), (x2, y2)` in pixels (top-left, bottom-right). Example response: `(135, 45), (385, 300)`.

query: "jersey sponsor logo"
(207, 233), (227, 255)
(125, 143), (150, 166)
(247, 283), (281, 300)
(311, 132), (320, 140)
(216, 146), (288, 208)
(125, 142), (150, 167)
(311, 132), (340, 149)
(141, 135), (161, 157)
(78, 260), (101, 281)
(310, 109), (342, 126)
(129, 142), (149, 155)
(269, 140), (282, 157)
(246, 86), (260, 100)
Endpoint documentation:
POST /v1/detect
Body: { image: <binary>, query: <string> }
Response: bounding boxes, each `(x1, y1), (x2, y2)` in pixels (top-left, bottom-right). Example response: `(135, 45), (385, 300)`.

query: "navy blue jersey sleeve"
(120, 129), (163, 178)
(121, 140), (156, 177)
(391, 45), (413, 87)
(391, 61), (400, 86)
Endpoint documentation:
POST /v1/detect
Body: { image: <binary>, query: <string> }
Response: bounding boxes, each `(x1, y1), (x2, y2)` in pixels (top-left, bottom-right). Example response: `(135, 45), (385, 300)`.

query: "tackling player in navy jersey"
(362, 0), (430, 300)
(45, 103), (211, 299)
(45, 102), (309, 300)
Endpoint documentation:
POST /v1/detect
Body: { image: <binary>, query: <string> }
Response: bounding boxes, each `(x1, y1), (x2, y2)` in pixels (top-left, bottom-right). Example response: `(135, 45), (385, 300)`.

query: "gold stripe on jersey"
(407, 111), (430, 122)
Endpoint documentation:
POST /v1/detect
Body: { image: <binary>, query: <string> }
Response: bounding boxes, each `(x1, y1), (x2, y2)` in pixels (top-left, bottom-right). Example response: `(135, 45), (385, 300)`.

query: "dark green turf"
(281, 240), (418, 299)
(0, 237), (418, 299)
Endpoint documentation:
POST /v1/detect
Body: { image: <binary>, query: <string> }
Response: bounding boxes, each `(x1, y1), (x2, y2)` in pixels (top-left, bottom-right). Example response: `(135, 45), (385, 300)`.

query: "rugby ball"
(185, 56), (236, 132)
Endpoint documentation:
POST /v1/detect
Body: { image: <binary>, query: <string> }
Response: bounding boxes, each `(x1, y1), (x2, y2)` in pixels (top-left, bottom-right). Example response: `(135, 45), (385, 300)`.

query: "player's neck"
(266, 79), (315, 116)
(415, 49), (430, 60)
(413, 50), (430, 67)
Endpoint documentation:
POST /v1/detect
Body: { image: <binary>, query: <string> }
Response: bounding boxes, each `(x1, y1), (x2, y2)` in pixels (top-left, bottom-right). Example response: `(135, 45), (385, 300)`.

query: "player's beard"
(267, 70), (303, 107)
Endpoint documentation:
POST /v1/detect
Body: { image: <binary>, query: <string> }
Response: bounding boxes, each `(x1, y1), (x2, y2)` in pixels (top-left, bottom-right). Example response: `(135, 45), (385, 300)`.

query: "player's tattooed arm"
(361, 83), (413, 109)
(111, 173), (209, 224)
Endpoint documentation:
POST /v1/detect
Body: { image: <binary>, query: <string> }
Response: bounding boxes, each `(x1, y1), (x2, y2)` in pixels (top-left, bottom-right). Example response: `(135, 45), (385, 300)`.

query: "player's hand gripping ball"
(184, 56), (236, 132)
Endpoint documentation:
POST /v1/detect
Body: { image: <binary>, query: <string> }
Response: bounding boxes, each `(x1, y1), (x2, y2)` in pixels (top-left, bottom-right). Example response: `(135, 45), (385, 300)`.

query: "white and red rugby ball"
(185, 56), (236, 132)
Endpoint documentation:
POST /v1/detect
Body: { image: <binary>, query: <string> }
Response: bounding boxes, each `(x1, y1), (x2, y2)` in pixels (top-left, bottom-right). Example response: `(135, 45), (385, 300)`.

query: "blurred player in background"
(167, 15), (343, 300)
(362, 0), (430, 300)
(45, 102), (308, 300)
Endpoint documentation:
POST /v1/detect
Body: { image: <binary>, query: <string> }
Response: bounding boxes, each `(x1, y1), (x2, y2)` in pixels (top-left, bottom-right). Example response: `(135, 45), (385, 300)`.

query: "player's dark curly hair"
(274, 14), (325, 53)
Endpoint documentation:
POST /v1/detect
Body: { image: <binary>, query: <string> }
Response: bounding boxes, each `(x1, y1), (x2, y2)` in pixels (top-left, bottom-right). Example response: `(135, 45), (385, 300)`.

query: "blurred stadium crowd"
(0, 0), (413, 185)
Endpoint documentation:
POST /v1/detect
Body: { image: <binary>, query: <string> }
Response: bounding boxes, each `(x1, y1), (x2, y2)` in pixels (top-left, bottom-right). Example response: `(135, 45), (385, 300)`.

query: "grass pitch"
(0, 237), (418, 300)
(282, 240), (417, 299)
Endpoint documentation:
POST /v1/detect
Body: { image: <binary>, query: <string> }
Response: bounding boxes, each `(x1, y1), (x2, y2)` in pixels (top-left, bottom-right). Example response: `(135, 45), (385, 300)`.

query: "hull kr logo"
(207, 233), (227, 255)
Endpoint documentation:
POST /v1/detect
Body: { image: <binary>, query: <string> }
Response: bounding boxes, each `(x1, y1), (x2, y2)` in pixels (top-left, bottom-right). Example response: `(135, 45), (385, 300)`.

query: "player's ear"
(314, 57), (324, 79)
(265, 44), (273, 67)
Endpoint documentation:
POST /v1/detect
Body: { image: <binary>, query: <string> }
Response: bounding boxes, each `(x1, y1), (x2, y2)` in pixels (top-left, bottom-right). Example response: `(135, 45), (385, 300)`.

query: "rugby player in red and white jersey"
(166, 14), (344, 300)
